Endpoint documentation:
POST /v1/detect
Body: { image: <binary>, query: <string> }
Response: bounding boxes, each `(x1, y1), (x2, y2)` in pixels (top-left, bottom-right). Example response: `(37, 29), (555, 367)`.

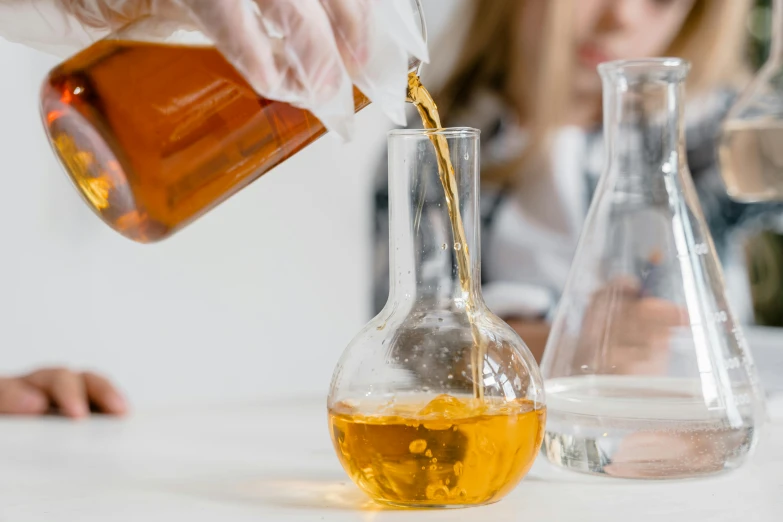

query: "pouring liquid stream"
(406, 73), (485, 401)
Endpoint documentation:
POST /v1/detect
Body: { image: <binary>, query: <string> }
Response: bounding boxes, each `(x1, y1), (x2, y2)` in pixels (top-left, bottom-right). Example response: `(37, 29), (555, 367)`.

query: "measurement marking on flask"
(712, 310), (728, 324)
(731, 326), (749, 351)
(693, 243), (709, 256)
(724, 357), (741, 370)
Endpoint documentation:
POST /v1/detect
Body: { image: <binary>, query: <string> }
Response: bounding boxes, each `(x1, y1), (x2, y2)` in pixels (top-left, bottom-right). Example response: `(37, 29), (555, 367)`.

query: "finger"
(322, 0), (414, 126)
(635, 298), (689, 327)
(62, 0), (153, 30)
(178, 0), (355, 137)
(256, 0), (355, 136)
(606, 276), (642, 295)
(590, 278), (639, 311)
(320, 0), (370, 67)
(24, 368), (89, 419)
(0, 378), (49, 415)
(175, 0), (283, 95)
(0, 0), (98, 56)
(83, 371), (127, 415)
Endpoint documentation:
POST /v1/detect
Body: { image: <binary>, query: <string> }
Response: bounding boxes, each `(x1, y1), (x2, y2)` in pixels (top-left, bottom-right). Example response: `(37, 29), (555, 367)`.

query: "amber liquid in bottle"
(41, 41), (369, 242)
(329, 394), (546, 506)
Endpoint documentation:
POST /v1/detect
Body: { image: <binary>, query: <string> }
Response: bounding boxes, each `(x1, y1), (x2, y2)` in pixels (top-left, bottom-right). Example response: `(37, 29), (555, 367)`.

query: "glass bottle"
(541, 59), (765, 479)
(327, 128), (545, 507)
(719, 0), (783, 201)
(40, 3), (426, 243)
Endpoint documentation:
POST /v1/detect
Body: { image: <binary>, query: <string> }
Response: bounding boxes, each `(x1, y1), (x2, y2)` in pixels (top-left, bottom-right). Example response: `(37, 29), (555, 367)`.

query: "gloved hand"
(0, 0), (429, 138)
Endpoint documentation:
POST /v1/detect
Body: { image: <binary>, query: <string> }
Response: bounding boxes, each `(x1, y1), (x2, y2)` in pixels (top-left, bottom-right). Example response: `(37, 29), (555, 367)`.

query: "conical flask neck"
(600, 60), (689, 191)
(772, 0), (783, 58)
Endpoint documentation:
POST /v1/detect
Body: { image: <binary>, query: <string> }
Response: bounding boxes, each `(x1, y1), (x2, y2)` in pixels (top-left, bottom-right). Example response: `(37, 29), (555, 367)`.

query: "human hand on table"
(0, 368), (126, 418)
(577, 278), (688, 375)
(0, 0), (428, 137)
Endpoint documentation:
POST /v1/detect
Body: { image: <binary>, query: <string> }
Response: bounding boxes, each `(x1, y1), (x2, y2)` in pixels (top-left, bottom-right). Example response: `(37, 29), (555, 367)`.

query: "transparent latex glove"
(0, 0), (429, 138)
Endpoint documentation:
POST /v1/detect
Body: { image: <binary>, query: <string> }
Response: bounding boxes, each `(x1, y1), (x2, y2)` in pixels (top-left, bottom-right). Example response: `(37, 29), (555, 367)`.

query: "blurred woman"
(373, 0), (782, 361)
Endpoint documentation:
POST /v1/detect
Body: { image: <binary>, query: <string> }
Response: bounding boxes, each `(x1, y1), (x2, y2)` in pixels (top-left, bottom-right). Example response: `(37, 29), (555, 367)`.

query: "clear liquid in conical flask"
(543, 375), (757, 478)
(540, 59), (765, 479)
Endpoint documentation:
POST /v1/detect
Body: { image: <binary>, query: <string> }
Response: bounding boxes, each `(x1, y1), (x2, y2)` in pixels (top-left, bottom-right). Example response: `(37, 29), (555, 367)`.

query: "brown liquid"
(719, 121), (783, 202)
(405, 74), (485, 400)
(329, 394), (546, 506)
(41, 41), (369, 242)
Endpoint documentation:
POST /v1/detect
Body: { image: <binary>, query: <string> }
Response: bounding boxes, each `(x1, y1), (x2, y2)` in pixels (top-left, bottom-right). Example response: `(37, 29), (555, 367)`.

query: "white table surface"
(1, 394), (781, 522)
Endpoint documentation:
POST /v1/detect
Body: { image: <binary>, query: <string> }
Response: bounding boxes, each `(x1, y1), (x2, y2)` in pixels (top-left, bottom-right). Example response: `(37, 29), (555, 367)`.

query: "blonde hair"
(433, 0), (753, 186)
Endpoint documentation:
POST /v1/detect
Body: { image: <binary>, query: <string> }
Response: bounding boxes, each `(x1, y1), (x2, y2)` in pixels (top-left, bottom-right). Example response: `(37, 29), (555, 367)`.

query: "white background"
(0, 1), (465, 407)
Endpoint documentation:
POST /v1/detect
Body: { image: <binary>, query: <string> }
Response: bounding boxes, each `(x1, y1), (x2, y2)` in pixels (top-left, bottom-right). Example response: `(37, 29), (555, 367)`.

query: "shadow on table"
(169, 472), (403, 512)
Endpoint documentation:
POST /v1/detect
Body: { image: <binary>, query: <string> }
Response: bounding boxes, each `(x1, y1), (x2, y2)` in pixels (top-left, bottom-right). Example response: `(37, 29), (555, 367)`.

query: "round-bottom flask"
(327, 128), (545, 507)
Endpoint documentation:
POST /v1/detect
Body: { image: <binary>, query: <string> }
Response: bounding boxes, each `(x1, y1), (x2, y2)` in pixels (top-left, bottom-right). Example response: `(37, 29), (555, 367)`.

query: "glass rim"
(598, 58), (691, 79)
(388, 127), (480, 138)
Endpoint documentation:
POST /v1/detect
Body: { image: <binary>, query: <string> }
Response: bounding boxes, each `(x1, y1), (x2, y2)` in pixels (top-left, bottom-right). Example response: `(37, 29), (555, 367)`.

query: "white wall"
(0, 1), (463, 407)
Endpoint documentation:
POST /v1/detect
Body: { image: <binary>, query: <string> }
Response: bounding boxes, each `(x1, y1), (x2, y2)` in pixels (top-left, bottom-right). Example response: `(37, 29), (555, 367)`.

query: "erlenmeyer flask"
(328, 128), (545, 507)
(720, 0), (783, 201)
(541, 59), (765, 479)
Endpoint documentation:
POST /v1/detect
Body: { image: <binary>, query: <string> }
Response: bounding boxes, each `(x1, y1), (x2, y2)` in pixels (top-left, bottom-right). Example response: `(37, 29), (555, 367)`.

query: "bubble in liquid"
(425, 449), (433, 457)
(464, 152), (469, 160)
(409, 439), (427, 454)
(425, 484), (450, 500)
(441, 243), (447, 250)
(478, 437), (496, 456)
(447, 374), (453, 379)
(454, 242), (462, 251)
(453, 461), (464, 476)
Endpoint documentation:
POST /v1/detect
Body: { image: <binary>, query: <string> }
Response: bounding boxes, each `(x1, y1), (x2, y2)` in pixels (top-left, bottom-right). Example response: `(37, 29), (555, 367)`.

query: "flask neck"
(600, 61), (689, 186)
(386, 129), (483, 310)
(772, 0), (783, 58)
